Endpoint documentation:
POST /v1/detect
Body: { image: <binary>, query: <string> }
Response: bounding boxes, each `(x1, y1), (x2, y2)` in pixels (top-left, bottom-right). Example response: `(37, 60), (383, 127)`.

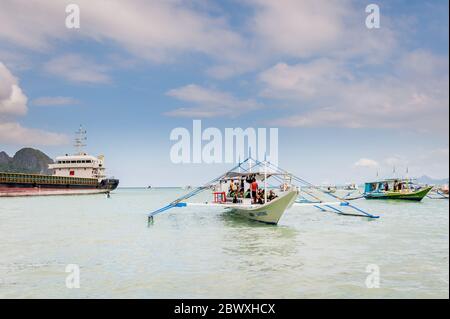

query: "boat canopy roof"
(221, 171), (288, 180)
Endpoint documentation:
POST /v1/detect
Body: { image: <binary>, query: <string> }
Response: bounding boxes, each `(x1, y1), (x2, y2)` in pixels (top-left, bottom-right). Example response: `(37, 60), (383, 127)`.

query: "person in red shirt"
(251, 180), (258, 203)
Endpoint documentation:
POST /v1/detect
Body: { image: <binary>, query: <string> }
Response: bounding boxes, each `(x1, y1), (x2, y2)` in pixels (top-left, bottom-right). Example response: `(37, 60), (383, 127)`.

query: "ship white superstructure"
(48, 154), (106, 180)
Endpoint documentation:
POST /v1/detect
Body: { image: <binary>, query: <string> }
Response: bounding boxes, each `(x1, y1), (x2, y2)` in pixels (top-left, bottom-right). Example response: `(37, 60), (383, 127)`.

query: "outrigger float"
(427, 189), (449, 200)
(148, 158), (378, 225)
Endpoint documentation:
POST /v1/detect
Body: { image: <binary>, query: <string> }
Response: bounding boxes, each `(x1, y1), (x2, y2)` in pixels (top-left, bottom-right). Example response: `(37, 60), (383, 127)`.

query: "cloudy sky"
(0, 0), (448, 186)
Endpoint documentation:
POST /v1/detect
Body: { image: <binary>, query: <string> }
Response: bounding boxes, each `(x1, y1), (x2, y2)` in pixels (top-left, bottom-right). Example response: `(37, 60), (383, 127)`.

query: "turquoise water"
(0, 188), (448, 298)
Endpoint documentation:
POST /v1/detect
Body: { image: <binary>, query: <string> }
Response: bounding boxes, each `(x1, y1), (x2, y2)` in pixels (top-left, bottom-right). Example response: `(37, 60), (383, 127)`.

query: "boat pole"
(249, 150), (253, 203)
(264, 159), (267, 203)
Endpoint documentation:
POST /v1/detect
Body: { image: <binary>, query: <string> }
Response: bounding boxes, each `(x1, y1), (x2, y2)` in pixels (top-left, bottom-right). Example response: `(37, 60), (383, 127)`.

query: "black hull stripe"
(0, 180), (119, 191)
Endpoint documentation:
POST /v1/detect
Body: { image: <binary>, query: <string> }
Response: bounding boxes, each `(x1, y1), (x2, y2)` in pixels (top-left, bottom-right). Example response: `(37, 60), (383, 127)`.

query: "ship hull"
(364, 186), (433, 201)
(0, 172), (119, 197)
(0, 187), (112, 197)
(227, 190), (299, 224)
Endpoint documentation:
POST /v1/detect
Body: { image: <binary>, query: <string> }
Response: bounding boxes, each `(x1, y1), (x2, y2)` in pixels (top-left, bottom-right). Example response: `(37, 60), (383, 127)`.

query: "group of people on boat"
(380, 180), (418, 192)
(226, 174), (277, 204)
(380, 181), (400, 192)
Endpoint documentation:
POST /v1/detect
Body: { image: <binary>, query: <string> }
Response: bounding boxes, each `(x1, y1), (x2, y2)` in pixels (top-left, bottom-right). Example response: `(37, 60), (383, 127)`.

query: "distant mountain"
(0, 151), (11, 165)
(416, 175), (449, 186)
(0, 148), (53, 174)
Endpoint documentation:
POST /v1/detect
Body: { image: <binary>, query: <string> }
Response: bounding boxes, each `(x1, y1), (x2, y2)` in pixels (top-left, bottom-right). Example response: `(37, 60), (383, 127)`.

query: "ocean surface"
(0, 188), (448, 299)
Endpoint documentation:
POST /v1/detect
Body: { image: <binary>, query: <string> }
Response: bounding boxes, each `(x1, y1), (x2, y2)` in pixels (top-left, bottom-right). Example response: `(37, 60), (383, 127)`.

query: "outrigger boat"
(344, 183), (359, 191)
(438, 184), (449, 195)
(148, 157), (379, 225)
(363, 178), (432, 201)
(321, 185), (337, 194)
(425, 184), (449, 200)
(213, 173), (298, 224)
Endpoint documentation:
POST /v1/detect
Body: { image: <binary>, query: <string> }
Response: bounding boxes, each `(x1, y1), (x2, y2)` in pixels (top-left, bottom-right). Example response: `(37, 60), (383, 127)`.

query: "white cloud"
(259, 59), (349, 100)
(397, 49), (449, 78)
(0, 62), (28, 116)
(0, 122), (68, 146)
(0, 0), (398, 80)
(355, 158), (379, 168)
(0, 1), (246, 67)
(249, 0), (345, 57)
(248, 0), (397, 62)
(0, 62), (68, 146)
(353, 148), (449, 180)
(165, 84), (261, 118)
(261, 51), (449, 132)
(0, 49), (31, 71)
(31, 96), (79, 106)
(43, 54), (111, 84)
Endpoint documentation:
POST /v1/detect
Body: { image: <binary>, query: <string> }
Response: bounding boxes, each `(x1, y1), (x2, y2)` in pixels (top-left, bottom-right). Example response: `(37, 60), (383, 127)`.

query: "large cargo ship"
(0, 127), (119, 197)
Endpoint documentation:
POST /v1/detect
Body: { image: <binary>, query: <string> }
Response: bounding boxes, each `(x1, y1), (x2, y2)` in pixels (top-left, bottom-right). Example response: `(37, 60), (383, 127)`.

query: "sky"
(0, 0), (448, 186)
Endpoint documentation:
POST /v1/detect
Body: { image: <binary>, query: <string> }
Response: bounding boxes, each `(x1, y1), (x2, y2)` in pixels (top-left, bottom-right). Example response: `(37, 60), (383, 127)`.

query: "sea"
(0, 188), (448, 298)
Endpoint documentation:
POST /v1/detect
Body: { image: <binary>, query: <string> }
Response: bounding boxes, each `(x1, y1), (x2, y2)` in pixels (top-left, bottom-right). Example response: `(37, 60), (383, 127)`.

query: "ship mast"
(74, 125), (87, 155)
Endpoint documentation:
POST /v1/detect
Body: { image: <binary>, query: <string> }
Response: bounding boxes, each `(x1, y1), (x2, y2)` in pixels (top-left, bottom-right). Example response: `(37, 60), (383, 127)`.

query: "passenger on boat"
(246, 174), (256, 184)
(268, 190), (277, 201)
(256, 189), (265, 204)
(240, 178), (245, 193)
(232, 193), (238, 203)
(228, 180), (238, 197)
(393, 180), (399, 191)
(384, 182), (389, 191)
(251, 180), (259, 203)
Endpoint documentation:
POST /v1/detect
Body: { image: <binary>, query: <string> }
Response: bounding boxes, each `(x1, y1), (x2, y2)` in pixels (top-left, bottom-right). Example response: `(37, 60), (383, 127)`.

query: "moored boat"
(322, 185), (337, 193)
(212, 171), (299, 224)
(148, 158), (299, 225)
(148, 157), (380, 225)
(363, 178), (432, 201)
(344, 183), (359, 191)
(439, 184), (449, 195)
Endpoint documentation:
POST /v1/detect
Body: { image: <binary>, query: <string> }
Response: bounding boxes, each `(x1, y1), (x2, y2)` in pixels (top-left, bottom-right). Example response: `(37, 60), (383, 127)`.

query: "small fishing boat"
(321, 185), (337, 194)
(439, 184), (449, 195)
(344, 183), (359, 191)
(427, 185), (449, 200)
(363, 178), (432, 201)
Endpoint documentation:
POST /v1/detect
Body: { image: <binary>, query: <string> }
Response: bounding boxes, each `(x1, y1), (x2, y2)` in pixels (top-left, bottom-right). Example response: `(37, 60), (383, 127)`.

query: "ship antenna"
(74, 125), (87, 155)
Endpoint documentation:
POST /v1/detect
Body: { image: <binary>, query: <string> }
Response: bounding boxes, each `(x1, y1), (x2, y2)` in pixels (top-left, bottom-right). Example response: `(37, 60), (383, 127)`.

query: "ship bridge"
(48, 127), (107, 180)
(49, 154), (106, 180)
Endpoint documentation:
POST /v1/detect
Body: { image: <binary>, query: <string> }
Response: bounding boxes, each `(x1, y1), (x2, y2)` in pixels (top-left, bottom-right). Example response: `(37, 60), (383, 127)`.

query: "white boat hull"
(227, 190), (298, 224)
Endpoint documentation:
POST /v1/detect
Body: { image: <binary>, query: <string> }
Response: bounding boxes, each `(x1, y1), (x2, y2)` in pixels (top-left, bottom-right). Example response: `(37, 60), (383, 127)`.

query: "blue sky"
(0, 0), (448, 186)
